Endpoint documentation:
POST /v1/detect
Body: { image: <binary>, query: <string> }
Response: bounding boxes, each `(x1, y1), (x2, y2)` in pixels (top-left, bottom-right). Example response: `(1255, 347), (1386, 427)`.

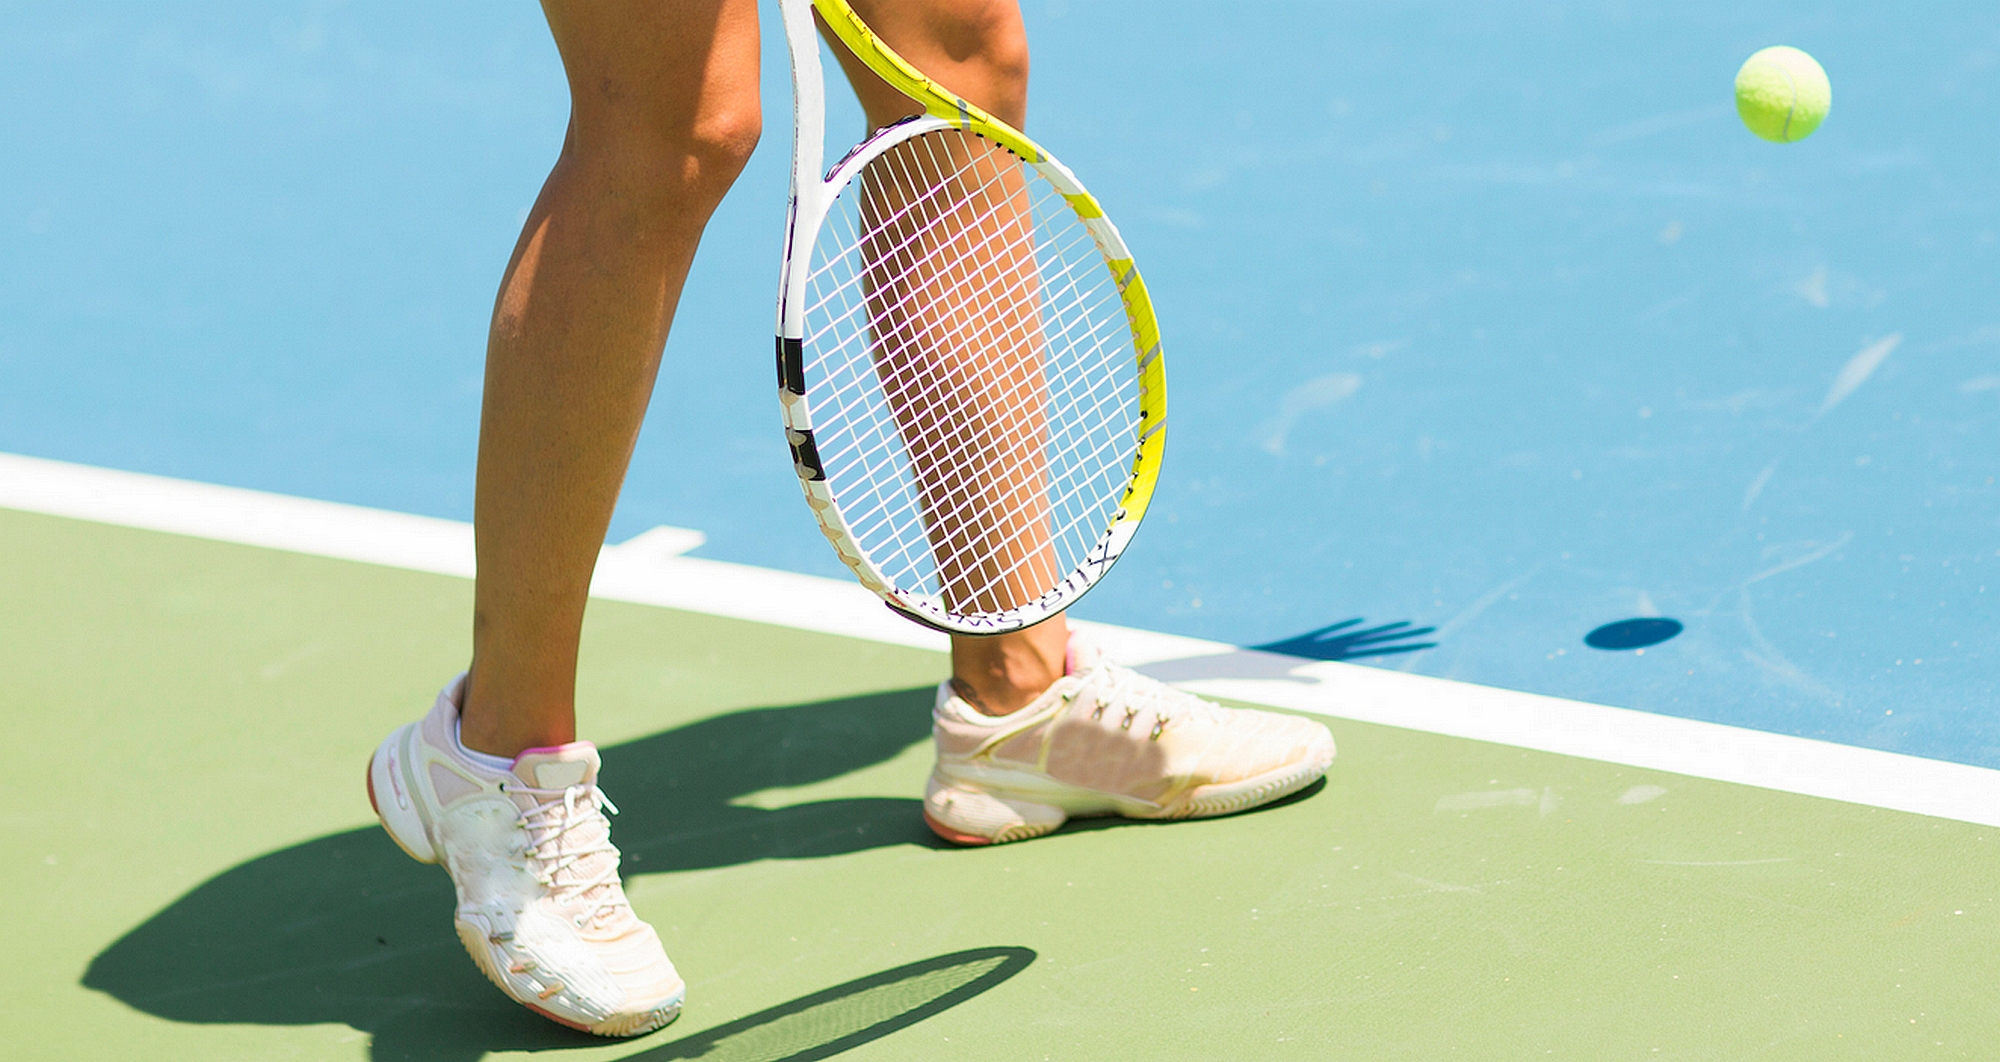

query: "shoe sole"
(455, 921), (687, 1038)
(925, 742), (1334, 846)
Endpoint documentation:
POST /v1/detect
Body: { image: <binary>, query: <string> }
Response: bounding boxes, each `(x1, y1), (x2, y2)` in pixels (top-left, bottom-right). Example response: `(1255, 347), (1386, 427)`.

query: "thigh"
(829, 0), (1030, 129)
(542, 0), (763, 149)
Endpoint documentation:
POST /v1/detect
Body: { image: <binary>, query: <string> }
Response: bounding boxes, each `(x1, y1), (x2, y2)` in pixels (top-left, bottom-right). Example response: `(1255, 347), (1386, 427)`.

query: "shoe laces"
(505, 781), (629, 925)
(1075, 662), (1223, 740)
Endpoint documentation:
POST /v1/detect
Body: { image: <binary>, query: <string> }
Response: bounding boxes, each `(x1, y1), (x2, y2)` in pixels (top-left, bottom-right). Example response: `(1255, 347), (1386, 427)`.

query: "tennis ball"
(1735, 46), (1831, 143)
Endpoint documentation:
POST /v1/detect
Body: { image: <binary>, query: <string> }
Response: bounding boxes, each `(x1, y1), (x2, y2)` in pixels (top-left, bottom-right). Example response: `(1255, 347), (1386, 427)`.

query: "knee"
(940, 1), (1030, 125)
(567, 91), (763, 215)
(676, 104), (763, 204)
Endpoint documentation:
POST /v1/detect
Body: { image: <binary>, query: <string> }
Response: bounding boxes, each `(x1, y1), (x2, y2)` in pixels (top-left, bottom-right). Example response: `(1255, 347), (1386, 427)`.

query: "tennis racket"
(774, 0), (1166, 636)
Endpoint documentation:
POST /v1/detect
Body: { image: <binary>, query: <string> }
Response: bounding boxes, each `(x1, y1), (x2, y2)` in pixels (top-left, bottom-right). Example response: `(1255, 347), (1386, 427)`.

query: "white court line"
(4, 449), (1998, 829)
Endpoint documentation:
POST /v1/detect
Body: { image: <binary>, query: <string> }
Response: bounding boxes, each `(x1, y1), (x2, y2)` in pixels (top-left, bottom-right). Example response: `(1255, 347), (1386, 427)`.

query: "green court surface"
(8, 504), (2000, 1062)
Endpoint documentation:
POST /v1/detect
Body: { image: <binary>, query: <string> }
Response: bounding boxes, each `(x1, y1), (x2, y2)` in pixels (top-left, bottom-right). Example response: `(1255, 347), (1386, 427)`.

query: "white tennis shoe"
(923, 634), (1336, 845)
(366, 676), (684, 1036)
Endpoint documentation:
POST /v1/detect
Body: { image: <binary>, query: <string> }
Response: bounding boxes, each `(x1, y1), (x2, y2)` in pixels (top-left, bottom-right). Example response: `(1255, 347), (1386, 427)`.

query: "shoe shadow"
(83, 686), (952, 1062)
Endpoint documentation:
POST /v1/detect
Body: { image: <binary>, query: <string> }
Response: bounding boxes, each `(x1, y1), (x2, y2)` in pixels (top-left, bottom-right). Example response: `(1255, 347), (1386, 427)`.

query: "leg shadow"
(84, 685), (947, 1061)
(601, 685), (947, 873)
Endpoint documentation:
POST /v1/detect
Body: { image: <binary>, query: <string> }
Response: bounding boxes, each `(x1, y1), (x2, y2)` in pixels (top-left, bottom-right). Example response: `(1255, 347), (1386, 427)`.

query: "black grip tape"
(777, 336), (806, 395)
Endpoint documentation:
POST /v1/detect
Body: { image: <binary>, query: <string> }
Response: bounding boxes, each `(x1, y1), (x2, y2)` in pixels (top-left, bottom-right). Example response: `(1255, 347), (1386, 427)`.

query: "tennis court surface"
(7, 1), (2000, 1058)
(9, 492), (1999, 1061)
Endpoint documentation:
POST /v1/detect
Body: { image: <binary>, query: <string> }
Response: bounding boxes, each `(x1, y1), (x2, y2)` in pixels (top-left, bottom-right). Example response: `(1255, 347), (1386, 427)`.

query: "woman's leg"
(364, 3), (764, 1036)
(460, 0), (763, 756)
(828, 0), (1068, 715)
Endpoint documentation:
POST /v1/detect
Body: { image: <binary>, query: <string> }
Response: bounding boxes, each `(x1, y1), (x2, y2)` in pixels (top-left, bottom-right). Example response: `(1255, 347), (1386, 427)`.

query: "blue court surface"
(2, 0), (1995, 770)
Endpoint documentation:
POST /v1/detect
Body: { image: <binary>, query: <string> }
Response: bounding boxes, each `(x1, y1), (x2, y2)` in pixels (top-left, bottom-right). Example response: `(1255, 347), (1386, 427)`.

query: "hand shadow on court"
(83, 685), (1004, 1062)
(1136, 618), (1436, 685)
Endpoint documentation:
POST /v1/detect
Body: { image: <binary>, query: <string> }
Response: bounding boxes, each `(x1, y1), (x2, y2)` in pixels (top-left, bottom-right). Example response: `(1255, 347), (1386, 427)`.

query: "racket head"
(777, 116), (1165, 635)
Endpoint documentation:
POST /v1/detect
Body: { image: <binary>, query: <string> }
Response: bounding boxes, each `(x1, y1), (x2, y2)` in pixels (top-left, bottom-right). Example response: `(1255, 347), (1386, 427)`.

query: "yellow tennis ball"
(1735, 46), (1831, 143)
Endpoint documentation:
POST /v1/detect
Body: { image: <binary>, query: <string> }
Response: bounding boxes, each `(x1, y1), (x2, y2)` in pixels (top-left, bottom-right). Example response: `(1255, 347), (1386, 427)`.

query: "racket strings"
(812, 194), (1136, 604)
(811, 158), (1050, 467)
(857, 141), (1068, 594)
(802, 128), (1140, 617)
(809, 138), (1033, 342)
(811, 137), (1120, 421)
(808, 154), (1128, 612)
(852, 171), (1136, 596)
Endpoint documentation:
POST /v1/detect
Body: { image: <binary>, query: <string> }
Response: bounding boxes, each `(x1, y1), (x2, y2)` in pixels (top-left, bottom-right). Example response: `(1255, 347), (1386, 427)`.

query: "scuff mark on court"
(1742, 459), (1781, 511)
(1817, 333), (1902, 418)
(1435, 788), (1537, 813)
(1257, 372), (1362, 455)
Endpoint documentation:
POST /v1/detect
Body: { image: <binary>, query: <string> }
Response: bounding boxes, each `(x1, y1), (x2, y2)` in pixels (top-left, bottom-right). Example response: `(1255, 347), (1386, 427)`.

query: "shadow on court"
(626, 947), (1034, 1062)
(1252, 618), (1437, 661)
(84, 686), (994, 1062)
(1136, 617), (1437, 686)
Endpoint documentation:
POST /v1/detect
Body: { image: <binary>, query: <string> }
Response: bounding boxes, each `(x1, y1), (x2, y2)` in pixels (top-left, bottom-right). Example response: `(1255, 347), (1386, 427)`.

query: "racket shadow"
(625, 946), (1035, 1062)
(83, 686), (949, 1062)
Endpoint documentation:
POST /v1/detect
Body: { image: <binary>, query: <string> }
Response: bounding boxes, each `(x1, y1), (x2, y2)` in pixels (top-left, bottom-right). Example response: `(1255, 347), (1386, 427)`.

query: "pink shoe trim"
(526, 1002), (593, 1034)
(923, 812), (995, 847)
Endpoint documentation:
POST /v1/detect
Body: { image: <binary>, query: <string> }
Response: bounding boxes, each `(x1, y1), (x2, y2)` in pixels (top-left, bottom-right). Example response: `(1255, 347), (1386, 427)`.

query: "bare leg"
(460, 0), (762, 757)
(830, 0), (1067, 715)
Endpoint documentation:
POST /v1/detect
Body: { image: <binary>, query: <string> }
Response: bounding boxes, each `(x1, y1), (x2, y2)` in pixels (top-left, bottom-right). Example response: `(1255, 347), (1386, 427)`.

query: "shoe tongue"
(511, 742), (601, 790)
(508, 742), (624, 921)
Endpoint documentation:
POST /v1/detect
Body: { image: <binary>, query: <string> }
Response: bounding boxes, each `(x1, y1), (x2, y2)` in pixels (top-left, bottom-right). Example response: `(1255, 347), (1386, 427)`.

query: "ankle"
(950, 675), (1053, 716)
(453, 720), (520, 772)
(460, 671), (577, 758)
(948, 621), (1070, 716)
